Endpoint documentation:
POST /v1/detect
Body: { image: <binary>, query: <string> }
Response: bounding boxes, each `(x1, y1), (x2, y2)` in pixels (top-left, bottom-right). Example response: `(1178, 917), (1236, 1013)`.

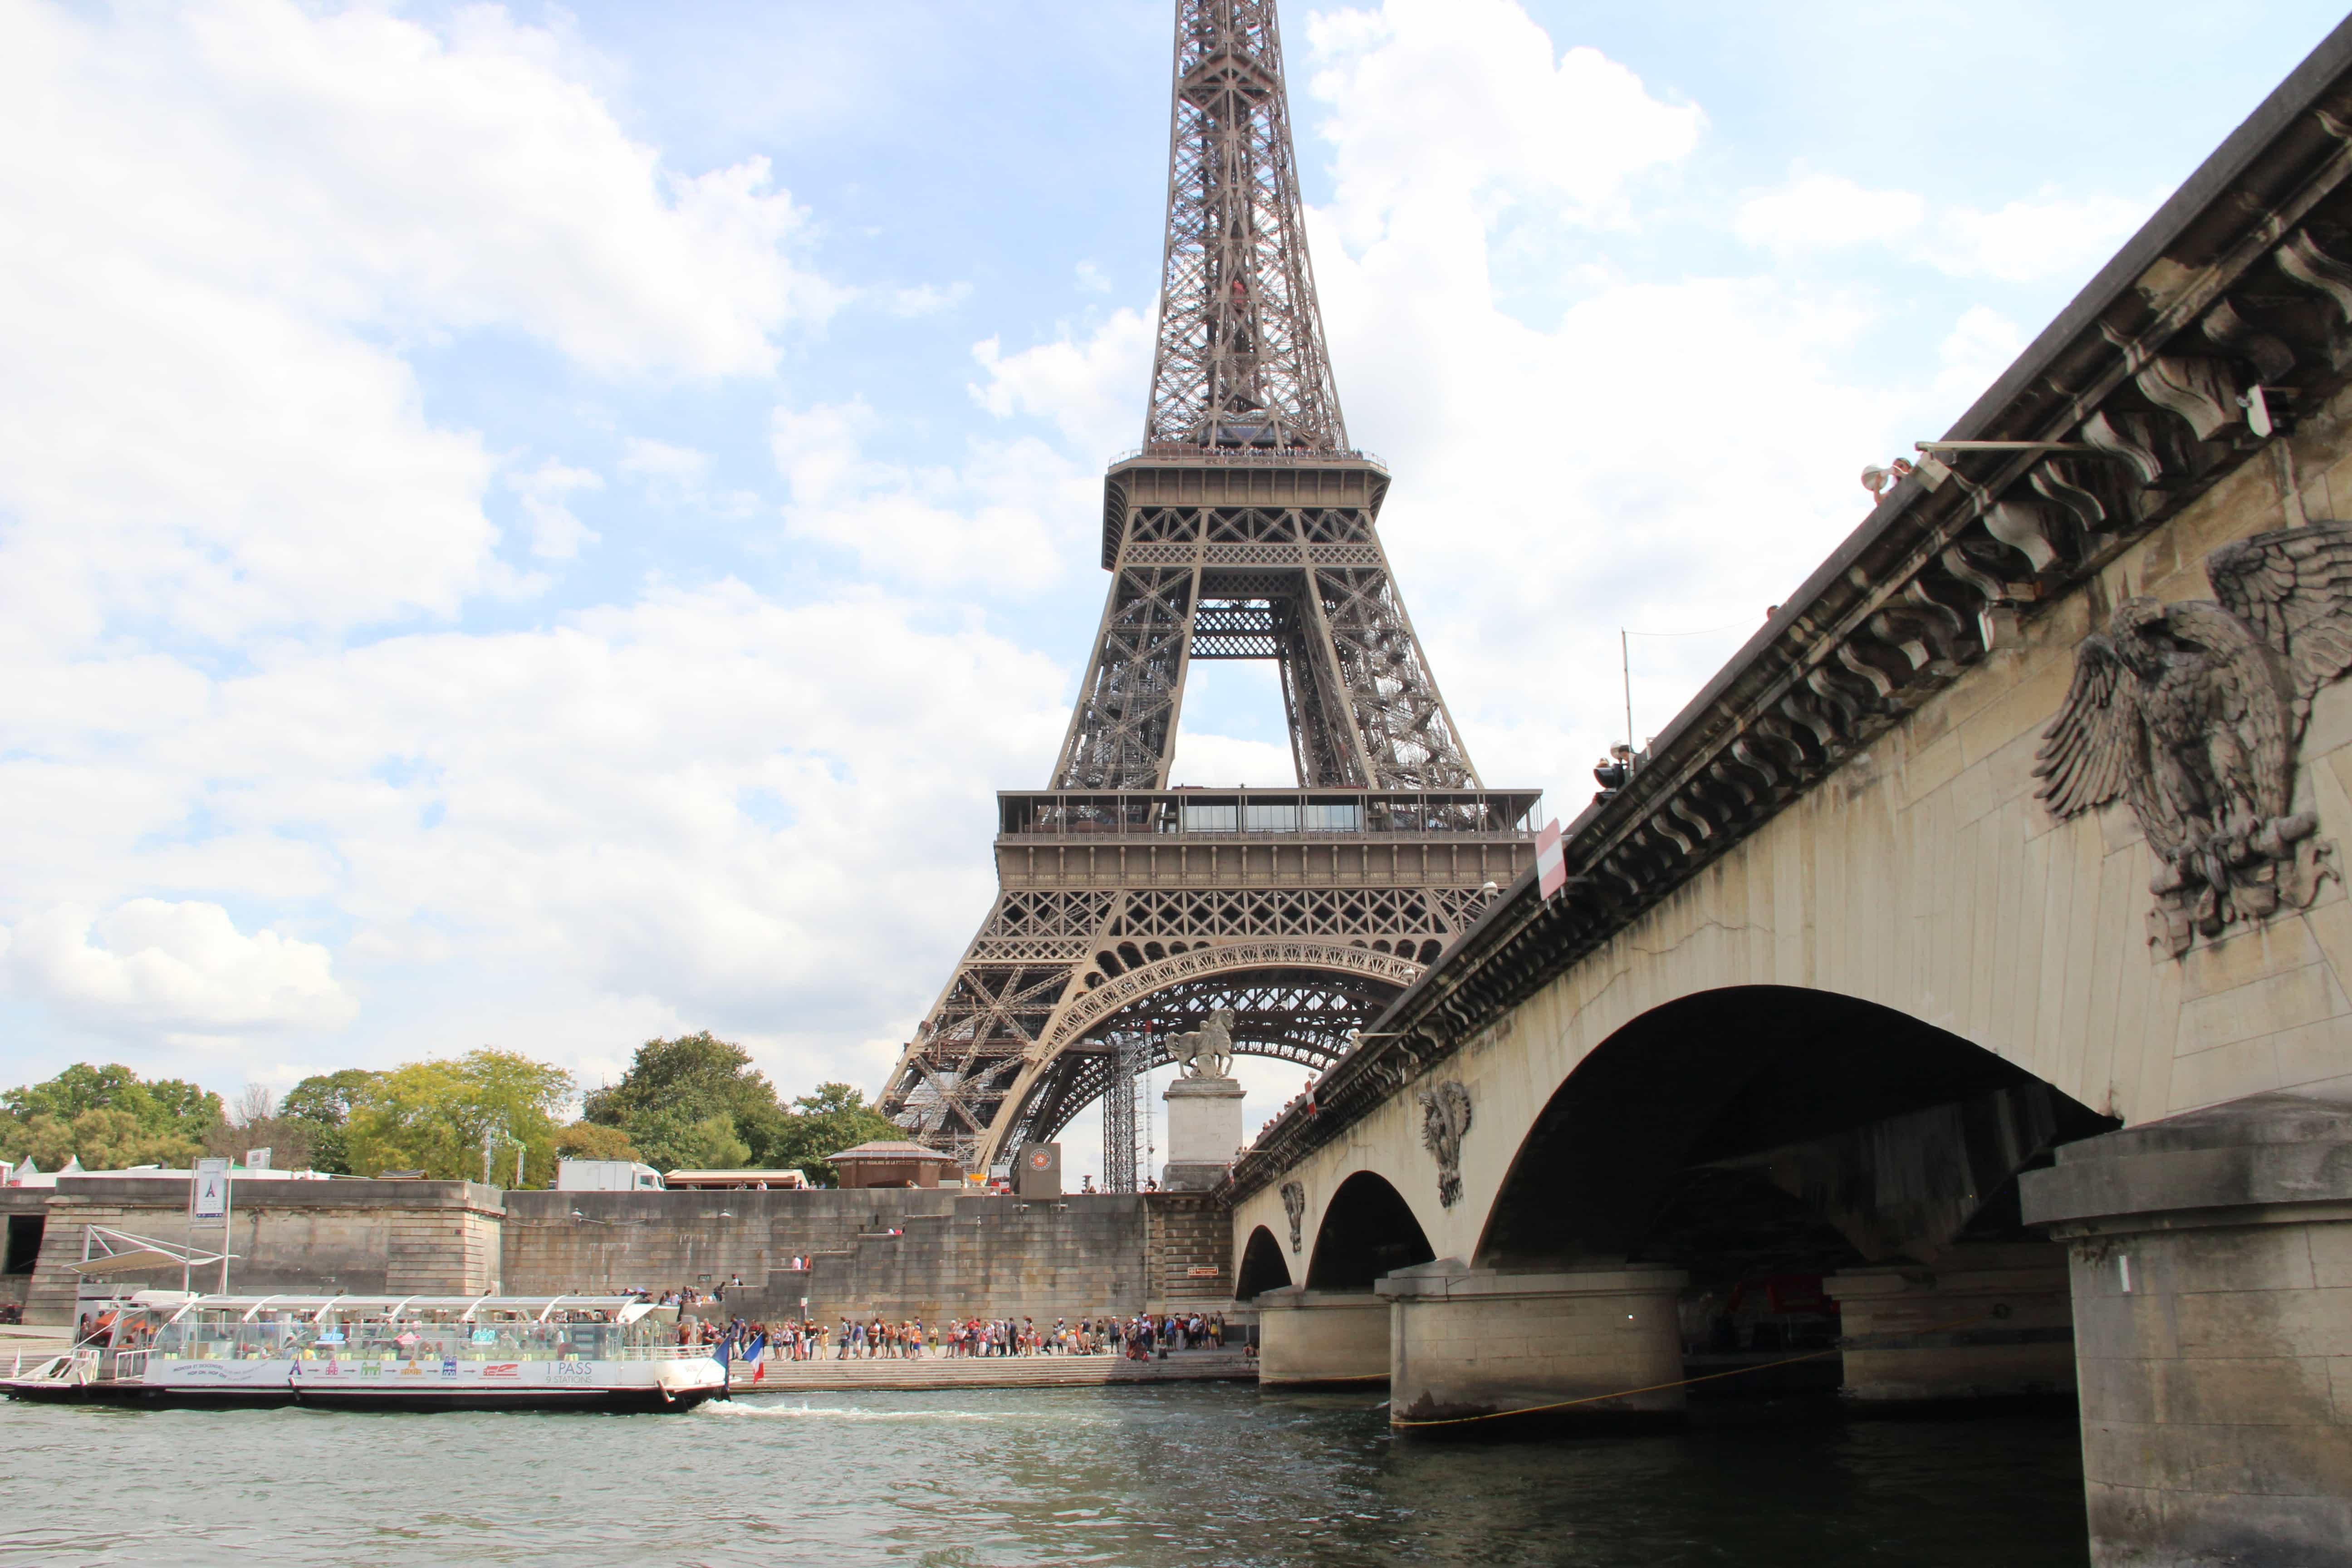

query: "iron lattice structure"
(1146, 0), (1343, 454)
(879, 0), (1541, 1171)
(1102, 1031), (1147, 1193)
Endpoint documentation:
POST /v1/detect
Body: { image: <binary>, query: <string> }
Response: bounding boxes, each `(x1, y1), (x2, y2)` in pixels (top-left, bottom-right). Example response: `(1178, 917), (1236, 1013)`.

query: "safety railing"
(8, 1349), (98, 1384)
(1108, 445), (1386, 469)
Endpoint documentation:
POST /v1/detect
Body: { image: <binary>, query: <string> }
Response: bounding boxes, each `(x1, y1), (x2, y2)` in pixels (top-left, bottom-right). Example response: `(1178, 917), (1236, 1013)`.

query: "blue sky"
(2, 0), (2343, 1166)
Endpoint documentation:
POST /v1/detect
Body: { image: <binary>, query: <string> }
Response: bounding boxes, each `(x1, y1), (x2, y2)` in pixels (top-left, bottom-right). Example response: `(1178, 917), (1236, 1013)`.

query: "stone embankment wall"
(2, 1179), (1234, 1326)
(9, 1177), (503, 1323)
(505, 1189), (1232, 1323)
(1147, 1193), (1235, 1314)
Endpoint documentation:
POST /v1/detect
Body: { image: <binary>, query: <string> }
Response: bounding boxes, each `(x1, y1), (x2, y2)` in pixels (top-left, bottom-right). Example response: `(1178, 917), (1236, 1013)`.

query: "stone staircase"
(0, 1322), (74, 1377)
(727, 1348), (1255, 1392)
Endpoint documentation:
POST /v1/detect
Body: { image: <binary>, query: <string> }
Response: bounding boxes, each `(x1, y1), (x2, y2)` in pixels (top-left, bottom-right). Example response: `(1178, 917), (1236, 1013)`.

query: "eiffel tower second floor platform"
(1061, 448), (1481, 794)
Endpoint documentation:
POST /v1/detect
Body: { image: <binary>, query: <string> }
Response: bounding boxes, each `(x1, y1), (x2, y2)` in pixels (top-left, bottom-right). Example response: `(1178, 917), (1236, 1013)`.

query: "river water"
(0, 1387), (2086, 1567)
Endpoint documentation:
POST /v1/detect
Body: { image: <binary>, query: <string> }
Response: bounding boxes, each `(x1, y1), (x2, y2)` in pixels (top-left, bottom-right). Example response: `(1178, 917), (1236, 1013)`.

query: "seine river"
(1, 1387), (2086, 1566)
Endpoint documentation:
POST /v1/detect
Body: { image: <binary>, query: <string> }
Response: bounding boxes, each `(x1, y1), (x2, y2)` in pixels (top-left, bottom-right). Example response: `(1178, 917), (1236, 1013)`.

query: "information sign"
(1535, 818), (1566, 899)
(193, 1157), (231, 1220)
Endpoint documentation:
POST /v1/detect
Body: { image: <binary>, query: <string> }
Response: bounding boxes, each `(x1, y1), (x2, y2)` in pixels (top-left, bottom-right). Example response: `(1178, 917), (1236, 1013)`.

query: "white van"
(555, 1159), (664, 1192)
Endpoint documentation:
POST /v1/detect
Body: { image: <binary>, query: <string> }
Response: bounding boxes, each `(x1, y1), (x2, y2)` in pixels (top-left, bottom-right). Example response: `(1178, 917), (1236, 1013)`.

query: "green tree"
(280, 1068), (383, 1176)
(5, 1108), (206, 1171)
(768, 1083), (903, 1187)
(0, 1063), (222, 1171)
(554, 1121), (640, 1162)
(199, 1084), (319, 1172)
(344, 1050), (573, 1186)
(582, 1031), (787, 1166)
(628, 1108), (752, 1172)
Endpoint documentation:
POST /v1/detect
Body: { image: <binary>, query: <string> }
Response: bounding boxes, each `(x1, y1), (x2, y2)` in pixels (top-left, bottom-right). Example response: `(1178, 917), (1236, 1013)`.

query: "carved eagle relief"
(2035, 520), (2352, 956)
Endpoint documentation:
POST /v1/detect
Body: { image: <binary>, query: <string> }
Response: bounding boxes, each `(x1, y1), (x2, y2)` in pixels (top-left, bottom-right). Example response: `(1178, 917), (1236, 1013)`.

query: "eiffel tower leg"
(1053, 565), (1200, 791)
(1291, 569), (1376, 783)
(1310, 564), (1480, 790)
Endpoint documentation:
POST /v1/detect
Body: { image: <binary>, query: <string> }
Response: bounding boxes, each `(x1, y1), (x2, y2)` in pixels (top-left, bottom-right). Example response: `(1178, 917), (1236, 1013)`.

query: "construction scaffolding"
(1102, 1031), (1149, 1193)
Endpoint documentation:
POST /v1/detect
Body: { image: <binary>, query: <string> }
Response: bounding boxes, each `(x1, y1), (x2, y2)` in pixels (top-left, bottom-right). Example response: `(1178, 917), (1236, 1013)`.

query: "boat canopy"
(127, 1292), (645, 1314)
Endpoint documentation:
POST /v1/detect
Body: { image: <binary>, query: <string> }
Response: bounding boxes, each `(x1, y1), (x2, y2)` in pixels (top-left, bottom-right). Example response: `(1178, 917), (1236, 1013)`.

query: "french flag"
(1536, 819), (1566, 899)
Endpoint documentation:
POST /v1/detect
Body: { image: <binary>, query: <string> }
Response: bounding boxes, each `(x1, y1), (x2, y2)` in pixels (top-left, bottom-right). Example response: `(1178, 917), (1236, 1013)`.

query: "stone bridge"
(1225, 28), (2352, 1566)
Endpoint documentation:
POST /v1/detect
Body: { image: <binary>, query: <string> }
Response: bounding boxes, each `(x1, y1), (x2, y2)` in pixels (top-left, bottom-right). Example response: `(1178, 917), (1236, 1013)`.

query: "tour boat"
(1, 1292), (727, 1412)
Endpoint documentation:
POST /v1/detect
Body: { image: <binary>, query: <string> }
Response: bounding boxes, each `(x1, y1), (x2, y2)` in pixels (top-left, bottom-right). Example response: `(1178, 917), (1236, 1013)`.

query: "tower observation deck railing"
(1108, 445), (1388, 470)
(997, 788), (1543, 843)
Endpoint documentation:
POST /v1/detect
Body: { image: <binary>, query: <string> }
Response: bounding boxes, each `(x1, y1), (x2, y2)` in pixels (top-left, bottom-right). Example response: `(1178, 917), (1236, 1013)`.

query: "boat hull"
(4, 1379), (724, 1413)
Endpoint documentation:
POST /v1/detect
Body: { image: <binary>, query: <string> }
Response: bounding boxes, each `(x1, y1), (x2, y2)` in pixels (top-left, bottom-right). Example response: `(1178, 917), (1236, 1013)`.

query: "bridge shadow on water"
(1233, 1389), (2089, 1568)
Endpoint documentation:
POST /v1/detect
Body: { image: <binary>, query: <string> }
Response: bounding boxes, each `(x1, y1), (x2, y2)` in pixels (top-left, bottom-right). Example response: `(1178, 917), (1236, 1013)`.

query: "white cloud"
(1074, 261), (1112, 295)
(166, 0), (838, 375)
(0, 0), (837, 648)
(1935, 305), (2029, 407)
(1167, 733), (1299, 789)
(1307, 0), (1704, 244)
(887, 282), (972, 317)
(1737, 169), (2152, 285)
(1, 582), (1072, 1055)
(1735, 172), (1928, 255)
(969, 309), (1155, 462)
(616, 437), (757, 517)
(508, 461), (603, 561)
(620, 439), (713, 487)
(1935, 191), (2151, 284)
(772, 400), (1088, 589)
(3, 901), (355, 1034)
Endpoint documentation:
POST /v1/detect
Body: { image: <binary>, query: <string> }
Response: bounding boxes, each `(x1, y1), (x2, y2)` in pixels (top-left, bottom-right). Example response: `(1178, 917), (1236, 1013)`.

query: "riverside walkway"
(727, 1348), (1255, 1392)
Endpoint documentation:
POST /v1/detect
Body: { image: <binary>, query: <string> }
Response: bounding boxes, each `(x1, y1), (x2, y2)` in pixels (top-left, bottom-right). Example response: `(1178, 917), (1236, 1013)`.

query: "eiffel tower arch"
(879, 0), (1543, 1171)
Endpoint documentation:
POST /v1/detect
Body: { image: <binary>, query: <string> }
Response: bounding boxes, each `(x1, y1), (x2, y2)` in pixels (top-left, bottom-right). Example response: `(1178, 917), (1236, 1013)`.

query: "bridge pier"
(1380, 1260), (1687, 1432)
(2024, 1094), (2352, 1567)
(1253, 1286), (1389, 1387)
(1825, 1242), (2075, 1406)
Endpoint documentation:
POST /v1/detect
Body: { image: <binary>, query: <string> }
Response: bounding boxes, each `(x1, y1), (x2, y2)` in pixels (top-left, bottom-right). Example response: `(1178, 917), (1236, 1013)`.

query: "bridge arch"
(1307, 1170), (1436, 1291)
(1235, 1225), (1292, 1299)
(980, 941), (1424, 1164)
(1475, 985), (2117, 1273)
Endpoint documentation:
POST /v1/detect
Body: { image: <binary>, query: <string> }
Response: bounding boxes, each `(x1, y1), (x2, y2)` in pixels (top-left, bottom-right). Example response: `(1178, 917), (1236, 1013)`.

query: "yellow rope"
(1387, 1313), (1993, 1430)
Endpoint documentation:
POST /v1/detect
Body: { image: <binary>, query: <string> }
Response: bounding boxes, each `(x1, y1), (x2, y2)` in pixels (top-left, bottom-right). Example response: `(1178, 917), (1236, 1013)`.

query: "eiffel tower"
(879, 0), (1541, 1172)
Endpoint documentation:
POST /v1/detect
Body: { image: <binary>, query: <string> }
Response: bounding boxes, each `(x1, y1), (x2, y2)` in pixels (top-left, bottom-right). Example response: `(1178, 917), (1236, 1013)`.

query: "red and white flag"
(1535, 819), (1566, 900)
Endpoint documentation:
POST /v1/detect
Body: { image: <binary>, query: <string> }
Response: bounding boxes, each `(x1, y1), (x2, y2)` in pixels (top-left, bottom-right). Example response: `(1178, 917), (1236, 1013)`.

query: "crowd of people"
(658, 1309), (1235, 1366)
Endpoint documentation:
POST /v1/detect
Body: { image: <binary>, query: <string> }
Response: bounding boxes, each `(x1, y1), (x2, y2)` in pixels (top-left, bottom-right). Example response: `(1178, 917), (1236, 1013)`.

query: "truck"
(555, 1159), (664, 1192)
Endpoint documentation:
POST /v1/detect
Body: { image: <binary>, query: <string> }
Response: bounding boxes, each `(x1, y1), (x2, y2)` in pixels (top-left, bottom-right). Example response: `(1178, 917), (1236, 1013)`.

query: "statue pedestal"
(1161, 1075), (1244, 1191)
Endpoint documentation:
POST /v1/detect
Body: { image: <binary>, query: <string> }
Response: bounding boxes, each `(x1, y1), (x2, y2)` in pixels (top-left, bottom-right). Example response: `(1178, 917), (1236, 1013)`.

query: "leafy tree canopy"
(766, 1083), (904, 1188)
(282, 1069), (382, 1127)
(554, 1122), (640, 1162)
(629, 1108), (751, 1173)
(583, 1032), (780, 1128)
(578, 1035), (904, 1184)
(582, 1031), (787, 1166)
(3, 1063), (220, 1138)
(344, 1050), (573, 1187)
(196, 1083), (323, 1172)
(0, 1064), (223, 1171)
(279, 1068), (384, 1174)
